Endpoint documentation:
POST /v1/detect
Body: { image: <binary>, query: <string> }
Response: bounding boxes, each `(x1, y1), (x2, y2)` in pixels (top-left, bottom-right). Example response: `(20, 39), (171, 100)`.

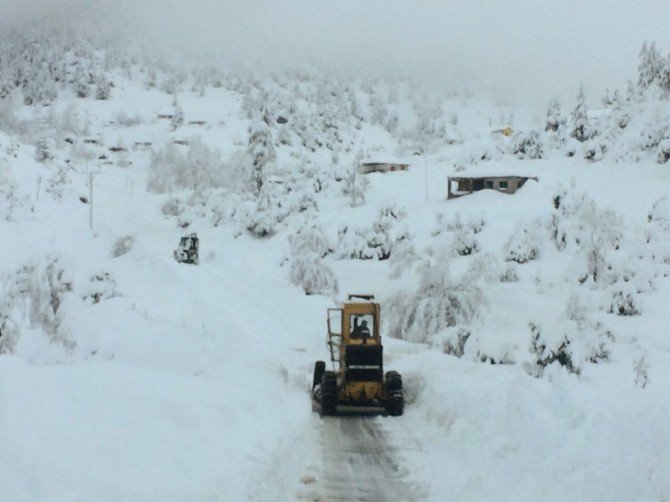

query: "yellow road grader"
(312, 295), (404, 416)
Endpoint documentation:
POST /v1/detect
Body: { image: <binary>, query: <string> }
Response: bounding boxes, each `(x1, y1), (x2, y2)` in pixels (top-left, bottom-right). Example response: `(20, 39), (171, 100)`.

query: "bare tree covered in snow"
(386, 253), (487, 344)
(0, 256), (75, 352)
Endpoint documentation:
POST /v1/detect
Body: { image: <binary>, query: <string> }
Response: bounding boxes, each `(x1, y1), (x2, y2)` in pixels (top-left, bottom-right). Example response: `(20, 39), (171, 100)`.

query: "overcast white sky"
(3, 0), (670, 108)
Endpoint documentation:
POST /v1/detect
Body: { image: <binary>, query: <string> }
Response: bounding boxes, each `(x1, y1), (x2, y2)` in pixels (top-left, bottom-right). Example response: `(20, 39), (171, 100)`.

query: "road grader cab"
(312, 294), (404, 416)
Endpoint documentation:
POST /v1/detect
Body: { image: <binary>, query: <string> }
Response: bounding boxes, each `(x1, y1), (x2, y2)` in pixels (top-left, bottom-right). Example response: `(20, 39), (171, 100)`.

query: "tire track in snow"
(299, 417), (420, 502)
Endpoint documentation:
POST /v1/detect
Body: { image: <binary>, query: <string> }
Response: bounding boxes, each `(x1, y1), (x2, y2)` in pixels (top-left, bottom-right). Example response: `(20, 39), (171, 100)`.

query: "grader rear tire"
(320, 371), (338, 416)
(385, 371), (404, 417)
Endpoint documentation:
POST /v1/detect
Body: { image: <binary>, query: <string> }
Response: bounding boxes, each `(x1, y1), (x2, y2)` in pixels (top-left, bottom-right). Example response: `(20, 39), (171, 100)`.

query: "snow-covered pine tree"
(246, 181), (286, 238)
(638, 41), (663, 91)
(659, 54), (670, 95)
(505, 226), (539, 263)
(35, 137), (51, 163)
(170, 98), (184, 130)
(94, 74), (112, 100)
(368, 205), (410, 260)
(23, 63), (57, 106)
(610, 89), (630, 130)
(638, 42), (650, 89)
(342, 152), (369, 207)
(545, 97), (562, 132)
(246, 118), (276, 196)
(570, 84), (592, 142)
(73, 65), (91, 98)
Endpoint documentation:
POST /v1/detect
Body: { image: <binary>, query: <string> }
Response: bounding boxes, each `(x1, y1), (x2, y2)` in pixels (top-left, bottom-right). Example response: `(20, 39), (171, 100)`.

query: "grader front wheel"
(320, 371), (338, 416)
(312, 361), (325, 390)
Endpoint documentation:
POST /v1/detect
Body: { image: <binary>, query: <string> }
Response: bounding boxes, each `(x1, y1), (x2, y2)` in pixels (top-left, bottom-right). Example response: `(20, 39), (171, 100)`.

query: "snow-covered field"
(0, 19), (669, 501)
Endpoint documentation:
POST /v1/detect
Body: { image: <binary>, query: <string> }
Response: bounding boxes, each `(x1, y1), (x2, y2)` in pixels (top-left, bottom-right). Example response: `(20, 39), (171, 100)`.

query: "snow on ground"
(0, 34), (669, 501)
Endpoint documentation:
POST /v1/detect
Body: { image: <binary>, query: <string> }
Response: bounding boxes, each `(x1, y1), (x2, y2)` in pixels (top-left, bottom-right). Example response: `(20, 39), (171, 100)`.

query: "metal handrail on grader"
(311, 294), (404, 416)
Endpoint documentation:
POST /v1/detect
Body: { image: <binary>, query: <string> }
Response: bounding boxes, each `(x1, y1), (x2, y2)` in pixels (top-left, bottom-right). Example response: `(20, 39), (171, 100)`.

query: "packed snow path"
(301, 417), (418, 502)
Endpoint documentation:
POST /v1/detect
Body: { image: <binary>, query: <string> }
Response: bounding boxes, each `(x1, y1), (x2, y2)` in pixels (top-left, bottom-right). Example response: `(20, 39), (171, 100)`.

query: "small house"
(447, 175), (537, 200)
(359, 162), (410, 174)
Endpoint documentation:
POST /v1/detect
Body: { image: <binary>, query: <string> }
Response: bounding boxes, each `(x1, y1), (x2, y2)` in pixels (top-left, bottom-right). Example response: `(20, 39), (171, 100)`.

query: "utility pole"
(32, 176), (42, 212)
(89, 172), (93, 231)
(423, 154), (429, 204)
(7, 184), (14, 222)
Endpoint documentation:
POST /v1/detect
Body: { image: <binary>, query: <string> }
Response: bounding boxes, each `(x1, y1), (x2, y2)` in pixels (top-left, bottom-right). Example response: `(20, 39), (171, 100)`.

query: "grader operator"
(312, 294), (404, 416)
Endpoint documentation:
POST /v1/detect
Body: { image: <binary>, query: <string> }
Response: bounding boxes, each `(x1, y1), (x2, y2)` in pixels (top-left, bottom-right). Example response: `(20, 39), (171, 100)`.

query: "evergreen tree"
(23, 63), (57, 105)
(95, 75), (112, 100)
(626, 80), (635, 102)
(659, 55), (670, 94)
(74, 65), (91, 98)
(170, 98), (184, 130)
(638, 41), (663, 91)
(246, 119), (276, 196)
(601, 88), (614, 106)
(545, 97), (562, 132)
(342, 152), (369, 207)
(611, 90), (629, 129)
(570, 84), (591, 142)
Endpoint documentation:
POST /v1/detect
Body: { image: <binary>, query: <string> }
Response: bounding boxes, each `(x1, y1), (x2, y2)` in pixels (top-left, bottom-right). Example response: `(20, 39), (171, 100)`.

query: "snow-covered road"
(299, 417), (420, 502)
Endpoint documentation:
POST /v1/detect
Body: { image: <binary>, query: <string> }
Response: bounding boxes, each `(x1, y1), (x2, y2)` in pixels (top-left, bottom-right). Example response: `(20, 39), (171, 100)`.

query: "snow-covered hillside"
(0, 21), (669, 501)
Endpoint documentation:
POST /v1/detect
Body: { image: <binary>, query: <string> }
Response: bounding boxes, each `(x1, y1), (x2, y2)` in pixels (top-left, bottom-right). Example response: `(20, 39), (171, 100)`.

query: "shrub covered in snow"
(337, 205), (411, 260)
(81, 272), (120, 304)
(288, 223), (338, 296)
(289, 253), (338, 296)
(513, 131), (543, 159)
(645, 197), (670, 264)
(527, 296), (613, 376)
(608, 279), (641, 316)
(94, 74), (112, 100)
(112, 235), (135, 257)
(548, 190), (622, 254)
(648, 197), (670, 229)
(582, 139), (607, 162)
(289, 222), (332, 258)
(432, 213), (484, 257)
(499, 264), (519, 283)
(658, 139), (670, 163)
(504, 226), (540, 263)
